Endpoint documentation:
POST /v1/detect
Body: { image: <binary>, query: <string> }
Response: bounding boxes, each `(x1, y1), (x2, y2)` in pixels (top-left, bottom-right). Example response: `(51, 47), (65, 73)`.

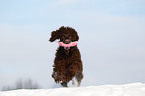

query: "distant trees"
(2, 79), (40, 91)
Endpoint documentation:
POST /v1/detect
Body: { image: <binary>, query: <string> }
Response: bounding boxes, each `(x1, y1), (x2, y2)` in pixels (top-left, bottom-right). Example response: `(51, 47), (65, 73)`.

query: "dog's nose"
(65, 39), (71, 44)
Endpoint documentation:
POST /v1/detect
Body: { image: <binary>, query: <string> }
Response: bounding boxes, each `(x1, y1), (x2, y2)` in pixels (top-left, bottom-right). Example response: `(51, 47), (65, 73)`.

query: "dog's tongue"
(59, 41), (78, 47)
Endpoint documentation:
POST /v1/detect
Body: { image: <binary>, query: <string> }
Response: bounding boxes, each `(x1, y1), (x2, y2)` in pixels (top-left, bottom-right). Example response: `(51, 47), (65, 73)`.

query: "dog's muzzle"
(65, 39), (71, 44)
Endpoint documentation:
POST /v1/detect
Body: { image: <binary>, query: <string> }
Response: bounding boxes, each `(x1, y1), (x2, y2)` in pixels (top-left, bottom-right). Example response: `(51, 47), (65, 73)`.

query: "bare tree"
(2, 79), (41, 91)
(16, 79), (24, 89)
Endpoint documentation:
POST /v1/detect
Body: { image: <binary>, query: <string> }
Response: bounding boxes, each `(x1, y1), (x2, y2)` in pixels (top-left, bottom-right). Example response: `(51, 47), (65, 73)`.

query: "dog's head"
(49, 26), (79, 45)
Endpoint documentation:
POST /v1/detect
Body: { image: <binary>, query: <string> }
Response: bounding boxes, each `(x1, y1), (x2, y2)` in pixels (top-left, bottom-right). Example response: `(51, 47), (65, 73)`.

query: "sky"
(0, 0), (145, 90)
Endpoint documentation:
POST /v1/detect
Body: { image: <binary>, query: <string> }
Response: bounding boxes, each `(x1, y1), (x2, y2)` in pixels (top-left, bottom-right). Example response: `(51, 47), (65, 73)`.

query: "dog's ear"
(66, 27), (79, 41)
(74, 32), (79, 41)
(71, 30), (79, 41)
(49, 30), (60, 42)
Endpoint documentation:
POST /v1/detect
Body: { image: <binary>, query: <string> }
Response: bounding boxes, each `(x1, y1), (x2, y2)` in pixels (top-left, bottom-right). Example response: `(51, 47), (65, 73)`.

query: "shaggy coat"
(49, 26), (83, 87)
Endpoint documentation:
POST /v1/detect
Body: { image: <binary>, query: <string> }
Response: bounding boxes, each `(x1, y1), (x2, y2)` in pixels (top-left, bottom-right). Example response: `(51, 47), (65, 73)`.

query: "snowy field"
(0, 83), (145, 96)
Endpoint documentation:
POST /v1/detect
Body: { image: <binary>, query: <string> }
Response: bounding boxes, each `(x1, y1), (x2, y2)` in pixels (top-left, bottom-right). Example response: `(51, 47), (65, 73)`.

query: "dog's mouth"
(64, 39), (71, 44)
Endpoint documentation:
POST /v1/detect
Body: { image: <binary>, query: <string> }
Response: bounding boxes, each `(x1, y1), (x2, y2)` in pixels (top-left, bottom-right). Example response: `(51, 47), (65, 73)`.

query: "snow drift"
(0, 83), (145, 96)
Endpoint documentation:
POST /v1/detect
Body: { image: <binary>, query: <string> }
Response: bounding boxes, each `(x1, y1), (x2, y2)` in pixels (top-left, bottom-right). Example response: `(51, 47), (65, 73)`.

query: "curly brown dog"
(49, 26), (83, 87)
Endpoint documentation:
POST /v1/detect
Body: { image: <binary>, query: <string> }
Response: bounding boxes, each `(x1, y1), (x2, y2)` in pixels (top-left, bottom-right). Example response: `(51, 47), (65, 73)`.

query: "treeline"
(2, 79), (41, 91)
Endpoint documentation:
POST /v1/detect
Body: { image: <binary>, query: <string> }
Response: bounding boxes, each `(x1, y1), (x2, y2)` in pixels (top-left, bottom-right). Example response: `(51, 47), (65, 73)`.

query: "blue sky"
(0, 0), (145, 89)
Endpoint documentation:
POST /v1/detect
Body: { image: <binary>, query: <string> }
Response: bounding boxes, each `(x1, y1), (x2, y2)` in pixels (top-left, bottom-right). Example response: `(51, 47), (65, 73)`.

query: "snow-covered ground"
(0, 83), (145, 96)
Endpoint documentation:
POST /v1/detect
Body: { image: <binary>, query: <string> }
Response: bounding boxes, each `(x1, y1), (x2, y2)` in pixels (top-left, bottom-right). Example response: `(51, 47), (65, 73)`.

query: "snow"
(0, 83), (145, 96)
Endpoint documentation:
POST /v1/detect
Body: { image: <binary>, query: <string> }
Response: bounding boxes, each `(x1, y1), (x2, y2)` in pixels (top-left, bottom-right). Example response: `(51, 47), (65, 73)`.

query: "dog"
(49, 26), (83, 87)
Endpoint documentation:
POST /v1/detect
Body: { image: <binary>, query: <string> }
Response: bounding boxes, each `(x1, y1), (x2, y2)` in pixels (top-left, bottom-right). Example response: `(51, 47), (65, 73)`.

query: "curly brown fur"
(49, 26), (83, 87)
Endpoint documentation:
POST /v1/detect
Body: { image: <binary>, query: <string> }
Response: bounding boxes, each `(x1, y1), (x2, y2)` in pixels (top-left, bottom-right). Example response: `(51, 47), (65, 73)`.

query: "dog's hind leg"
(72, 78), (75, 86)
(75, 71), (83, 87)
